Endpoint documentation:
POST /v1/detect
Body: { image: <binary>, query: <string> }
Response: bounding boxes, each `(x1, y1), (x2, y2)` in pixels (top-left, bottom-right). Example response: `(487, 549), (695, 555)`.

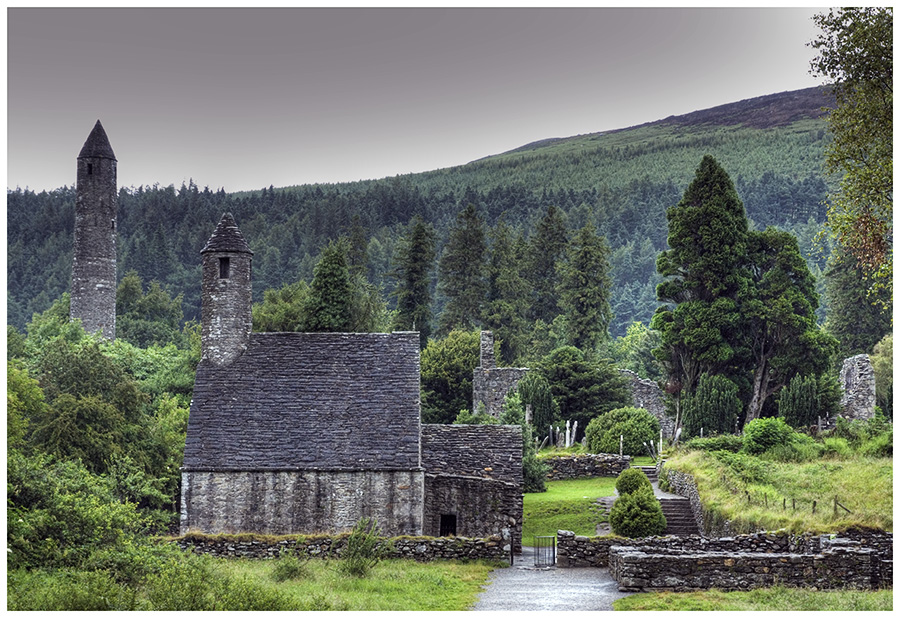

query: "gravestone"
(839, 354), (876, 420)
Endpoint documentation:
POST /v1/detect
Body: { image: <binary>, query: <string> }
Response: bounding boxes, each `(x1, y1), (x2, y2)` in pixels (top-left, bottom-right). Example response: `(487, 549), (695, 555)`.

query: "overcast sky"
(8, 7), (827, 193)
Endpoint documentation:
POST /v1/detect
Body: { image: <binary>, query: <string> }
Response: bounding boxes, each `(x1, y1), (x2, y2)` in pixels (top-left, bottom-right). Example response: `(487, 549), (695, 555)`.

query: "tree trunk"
(745, 361), (768, 424)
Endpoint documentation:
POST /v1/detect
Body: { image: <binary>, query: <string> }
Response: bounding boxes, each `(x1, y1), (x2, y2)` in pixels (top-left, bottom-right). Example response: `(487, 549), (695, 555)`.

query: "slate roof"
(201, 213), (253, 255)
(184, 331), (422, 471)
(421, 424), (523, 485)
(78, 120), (117, 160)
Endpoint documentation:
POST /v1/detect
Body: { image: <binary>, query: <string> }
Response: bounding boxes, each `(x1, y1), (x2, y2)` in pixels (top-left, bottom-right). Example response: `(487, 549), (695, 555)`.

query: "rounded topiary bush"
(585, 407), (660, 456)
(609, 486), (667, 538)
(741, 417), (796, 454)
(615, 467), (652, 495)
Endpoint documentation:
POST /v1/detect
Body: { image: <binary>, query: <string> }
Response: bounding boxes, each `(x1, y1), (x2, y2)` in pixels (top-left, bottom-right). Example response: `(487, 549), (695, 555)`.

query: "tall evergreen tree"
(823, 245), (892, 359)
(651, 155), (750, 399)
(482, 219), (530, 364)
(437, 204), (487, 335)
(304, 239), (353, 332)
(525, 205), (569, 324)
(742, 227), (837, 422)
(558, 222), (613, 353)
(391, 215), (437, 348)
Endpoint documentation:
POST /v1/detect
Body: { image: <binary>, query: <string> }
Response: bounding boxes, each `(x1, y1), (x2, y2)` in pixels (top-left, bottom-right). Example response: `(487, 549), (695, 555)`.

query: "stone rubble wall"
(542, 453), (631, 481)
(558, 529), (892, 590)
(174, 532), (511, 562)
(608, 545), (880, 591)
(839, 354), (877, 420)
(619, 369), (674, 439)
(472, 367), (529, 419)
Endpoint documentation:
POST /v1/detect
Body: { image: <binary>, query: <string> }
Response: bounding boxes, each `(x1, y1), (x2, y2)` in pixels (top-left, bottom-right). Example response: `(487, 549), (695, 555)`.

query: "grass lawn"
(217, 556), (501, 610)
(663, 450), (893, 533)
(613, 586), (892, 611)
(522, 477), (617, 545)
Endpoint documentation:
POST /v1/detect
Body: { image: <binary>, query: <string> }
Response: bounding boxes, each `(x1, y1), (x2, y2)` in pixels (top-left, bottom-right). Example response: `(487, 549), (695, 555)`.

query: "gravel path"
(471, 547), (632, 611)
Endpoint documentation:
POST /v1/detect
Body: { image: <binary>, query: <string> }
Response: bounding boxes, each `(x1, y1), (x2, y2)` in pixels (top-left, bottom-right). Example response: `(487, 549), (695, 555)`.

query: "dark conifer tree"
(558, 222), (613, 353)
(437, 204), (488, 335)
(482, 219), (530, 364)
(391, 215), (438, 348)
(525, 205), (569, 324)
(304, 239), (353, 332)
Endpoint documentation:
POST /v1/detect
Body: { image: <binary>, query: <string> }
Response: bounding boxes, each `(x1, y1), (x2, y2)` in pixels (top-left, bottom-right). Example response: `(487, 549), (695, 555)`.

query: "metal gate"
(533, 535), (556, 567)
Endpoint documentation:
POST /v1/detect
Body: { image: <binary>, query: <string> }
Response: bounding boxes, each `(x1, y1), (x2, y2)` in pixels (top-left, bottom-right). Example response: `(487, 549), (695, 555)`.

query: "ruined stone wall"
(180, 469), (424, 538)
(542, 453), (631, 481)
(619, 370), (674, 438)
(609, 545), (882, 591)
(472, 330), (528, 418)
(558, 528), (892, 588)
(174, 532), (512, 562)
(839, 354), (877, 420)
(71, 156), (117, 339)
(472, 367), (529, 418)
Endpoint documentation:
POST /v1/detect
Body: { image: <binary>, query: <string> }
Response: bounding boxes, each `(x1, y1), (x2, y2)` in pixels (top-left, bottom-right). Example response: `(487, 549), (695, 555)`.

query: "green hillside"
(8, 87), (835, 337)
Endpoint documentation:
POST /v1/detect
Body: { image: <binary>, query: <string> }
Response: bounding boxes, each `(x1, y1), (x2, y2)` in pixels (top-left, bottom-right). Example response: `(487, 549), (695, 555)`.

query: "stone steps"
(636, 465), (658, 483)
(658, 497), (700, 536)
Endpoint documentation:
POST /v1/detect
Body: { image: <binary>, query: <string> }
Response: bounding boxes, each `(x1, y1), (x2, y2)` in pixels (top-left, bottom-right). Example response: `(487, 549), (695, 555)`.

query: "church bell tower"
(71, 120), (118, 339)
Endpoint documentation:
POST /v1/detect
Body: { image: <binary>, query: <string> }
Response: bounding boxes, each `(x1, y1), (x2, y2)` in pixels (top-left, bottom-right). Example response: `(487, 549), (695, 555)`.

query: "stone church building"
(179, 213), (524, 548)
(67, 121), (523, 549)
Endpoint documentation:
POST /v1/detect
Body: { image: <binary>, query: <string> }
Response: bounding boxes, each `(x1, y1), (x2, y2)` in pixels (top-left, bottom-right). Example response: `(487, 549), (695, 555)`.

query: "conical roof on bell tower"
(78, 120), (117, 161)
(201, 212), (254, 255)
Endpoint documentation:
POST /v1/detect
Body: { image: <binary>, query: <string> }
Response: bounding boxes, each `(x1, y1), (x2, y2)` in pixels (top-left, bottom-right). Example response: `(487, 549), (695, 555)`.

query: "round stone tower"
(200, 213), (254, 365)
(71, 120), (118, 339)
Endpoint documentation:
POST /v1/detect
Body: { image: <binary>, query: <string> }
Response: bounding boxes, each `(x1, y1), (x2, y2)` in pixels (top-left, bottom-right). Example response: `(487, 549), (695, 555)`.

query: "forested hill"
(8, 86), (835, 336)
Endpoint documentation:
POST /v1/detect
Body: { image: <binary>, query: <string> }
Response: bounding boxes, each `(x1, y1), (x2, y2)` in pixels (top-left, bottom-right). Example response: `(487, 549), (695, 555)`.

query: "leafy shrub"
(609, 487), (666, 538)
(615, 467), (653, 495)
(711, 450), (769, 484)
(741, 417), (796, 455)
(681, 374), (741, 437)
(822, 437), (853, 459)
(759, 438), (824, 463)
(682, 434), (743, 453)
(585, 407), (660, 456)
(453, 405), (499, 425)
(270, 548), (311, 582)
(7, 568), (141, 611)
(338, 517), (387, 577)
(858, 430), (893, 458)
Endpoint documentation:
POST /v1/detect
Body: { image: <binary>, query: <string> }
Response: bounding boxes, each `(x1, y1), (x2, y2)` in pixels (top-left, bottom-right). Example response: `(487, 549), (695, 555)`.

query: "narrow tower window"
(219, 257), (230, 279)
(87, 163), (93, 175)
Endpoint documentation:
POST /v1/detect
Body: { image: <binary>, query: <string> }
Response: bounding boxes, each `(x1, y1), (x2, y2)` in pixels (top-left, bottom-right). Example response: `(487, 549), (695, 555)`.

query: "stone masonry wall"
(175, 532), (511, 562)
(619, 370), (674, 439)
(839, 354), (877, 420)
(71, 153), (117, 340)
(543, 453), (631, 481)
(609, 545), (880, 591)
(200, 250), (253, 366)
(180, 469), (424, 538)
(472, 331), (528, 418)
(424, 475), (522, 553)
(558, 529), (892, 590)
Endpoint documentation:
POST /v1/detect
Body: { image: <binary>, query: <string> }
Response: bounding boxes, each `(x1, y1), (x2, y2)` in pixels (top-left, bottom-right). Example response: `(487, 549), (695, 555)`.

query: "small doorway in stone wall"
(439, 513), (457, 537)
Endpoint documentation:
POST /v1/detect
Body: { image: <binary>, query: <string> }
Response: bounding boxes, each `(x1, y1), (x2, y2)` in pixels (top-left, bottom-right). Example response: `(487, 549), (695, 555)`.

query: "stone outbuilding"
(180, 214), (523, 550)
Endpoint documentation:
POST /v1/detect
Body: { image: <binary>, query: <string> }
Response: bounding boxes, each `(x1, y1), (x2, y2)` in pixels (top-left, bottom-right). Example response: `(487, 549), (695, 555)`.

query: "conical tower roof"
(201, 213), (253, 255)
(78, 120), (117, 160)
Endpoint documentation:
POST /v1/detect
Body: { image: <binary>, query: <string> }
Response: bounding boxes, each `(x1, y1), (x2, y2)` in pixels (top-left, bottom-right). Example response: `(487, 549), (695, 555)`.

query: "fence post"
(812, 500), (817, 514)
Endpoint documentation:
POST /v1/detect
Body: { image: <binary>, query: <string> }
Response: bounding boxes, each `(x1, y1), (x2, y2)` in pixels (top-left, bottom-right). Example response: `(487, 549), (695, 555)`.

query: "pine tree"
(391, 215), (437, 348)
(482, 219), (530, 364)
(525, 205), (569, 324)
(557, 222), (613, 353)
(437, 204), (487, 335)
(681, 373), (741, 437)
